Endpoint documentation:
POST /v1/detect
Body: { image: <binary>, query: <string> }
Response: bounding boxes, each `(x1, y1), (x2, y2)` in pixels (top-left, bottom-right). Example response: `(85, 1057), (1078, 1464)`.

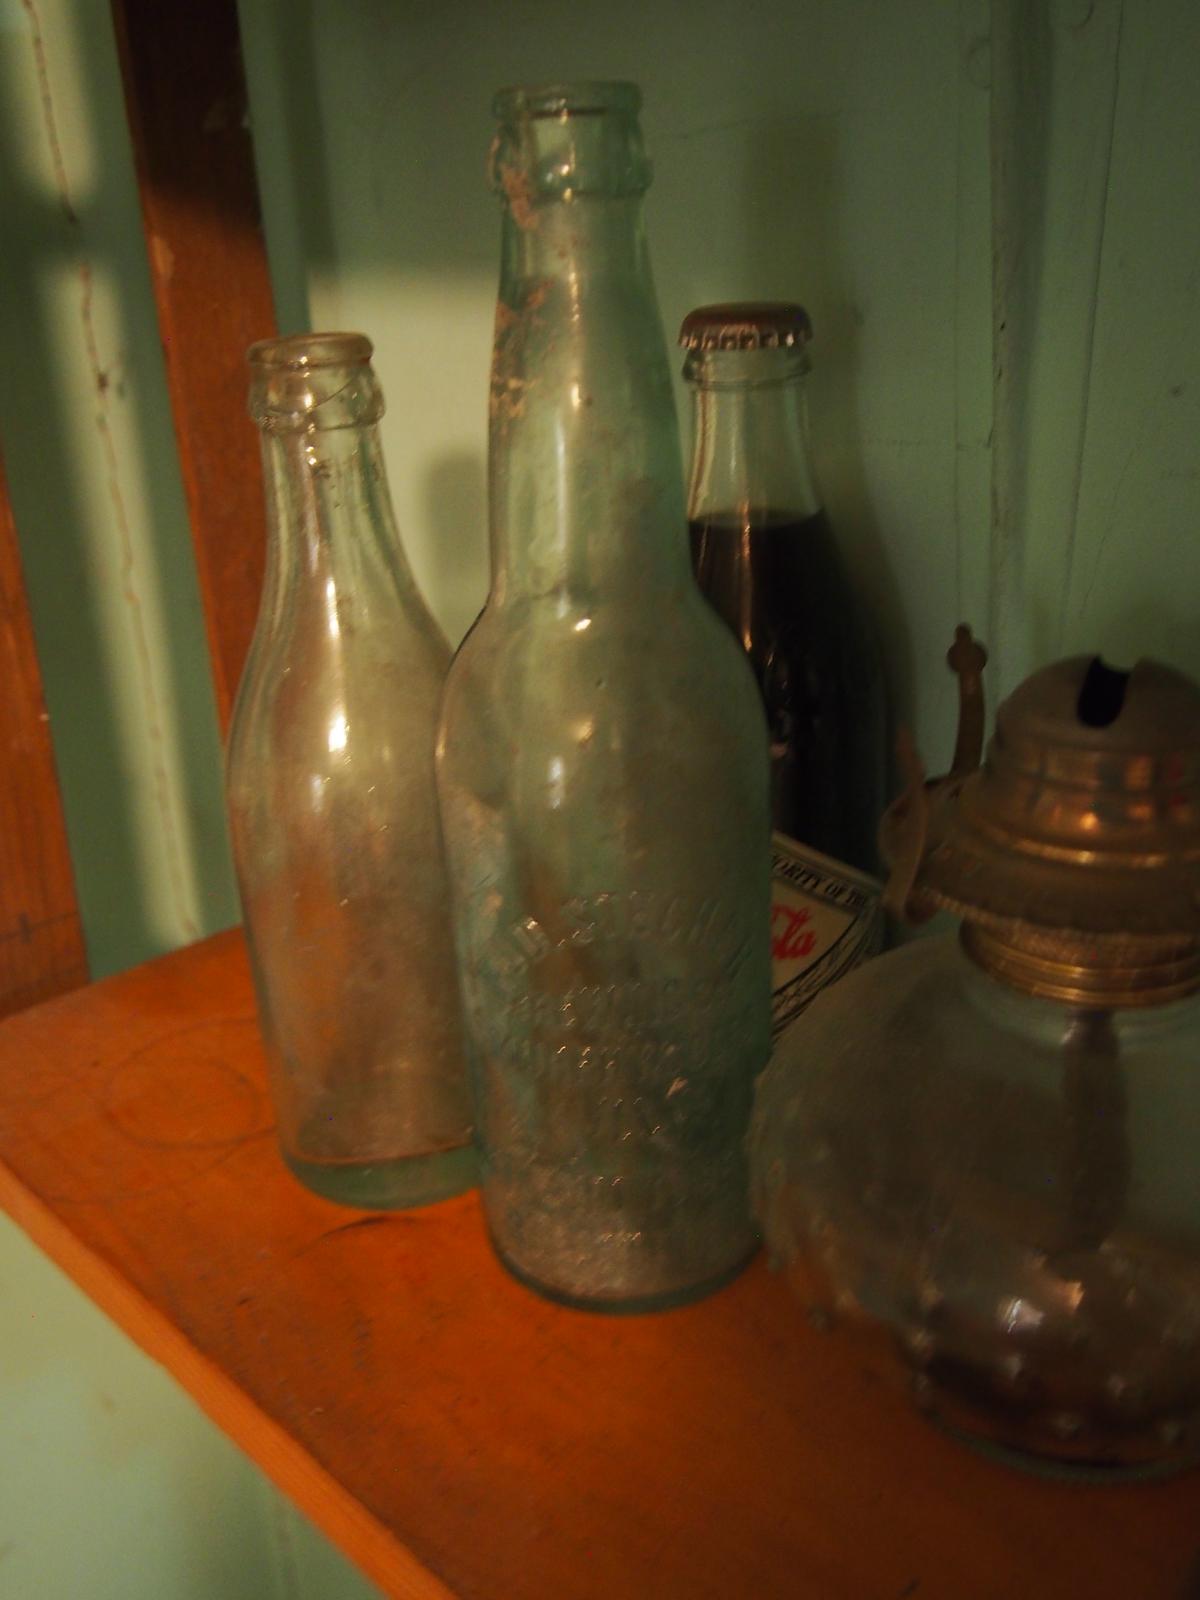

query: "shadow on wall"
(243, 10), (802, 628)
(244, 0), (966, 753)
(742, 115), (910, 770)
(0, 7), (236, 970)
(421, 450), (488, 641)
(252, 0), (330, 331)
(0, 36), (133, 966)
(240, 0), (929, 724)
(239, 0), (498, 641)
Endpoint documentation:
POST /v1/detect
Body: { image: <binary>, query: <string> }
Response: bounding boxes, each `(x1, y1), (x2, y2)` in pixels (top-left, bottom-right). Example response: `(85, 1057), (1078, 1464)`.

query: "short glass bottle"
(681, 304), (885, 873)
(228, 333), (473, 1209)
(436, 84), (772, 1312)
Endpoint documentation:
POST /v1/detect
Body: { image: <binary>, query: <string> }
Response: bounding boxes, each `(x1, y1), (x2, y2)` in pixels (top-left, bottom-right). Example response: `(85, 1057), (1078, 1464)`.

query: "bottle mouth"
(492, 81), (641, 121)
(247, 332), (382, 431)
(248, 332), (373, 370)
(490, 81), (651, 209)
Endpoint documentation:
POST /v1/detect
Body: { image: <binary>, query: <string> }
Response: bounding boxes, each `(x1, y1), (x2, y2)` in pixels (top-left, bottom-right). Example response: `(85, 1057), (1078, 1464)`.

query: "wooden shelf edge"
(0, 1153), (455, 1600)
(1, 931), (1195, 1600)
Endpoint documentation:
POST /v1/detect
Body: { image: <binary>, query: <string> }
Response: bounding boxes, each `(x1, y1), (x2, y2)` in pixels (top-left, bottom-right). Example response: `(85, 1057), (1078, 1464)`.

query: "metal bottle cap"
(882, 629), (1200, 1006)
(678, 303), (813, 351)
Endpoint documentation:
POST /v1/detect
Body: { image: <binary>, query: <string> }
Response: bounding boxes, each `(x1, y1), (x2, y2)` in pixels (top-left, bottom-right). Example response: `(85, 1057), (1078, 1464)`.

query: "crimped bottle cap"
(678, 302), (813, 351)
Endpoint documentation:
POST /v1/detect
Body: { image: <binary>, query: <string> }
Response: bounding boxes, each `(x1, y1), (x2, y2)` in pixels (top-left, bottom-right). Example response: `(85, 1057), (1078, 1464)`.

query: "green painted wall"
(0, 1215), (277, 1598)
(0, 0), (1197, 1595)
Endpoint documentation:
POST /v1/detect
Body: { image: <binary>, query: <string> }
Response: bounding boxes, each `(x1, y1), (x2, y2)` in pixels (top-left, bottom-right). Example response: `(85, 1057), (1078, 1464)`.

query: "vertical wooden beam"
(0, 445), (88, 1016)
(110, 0), (277, 734)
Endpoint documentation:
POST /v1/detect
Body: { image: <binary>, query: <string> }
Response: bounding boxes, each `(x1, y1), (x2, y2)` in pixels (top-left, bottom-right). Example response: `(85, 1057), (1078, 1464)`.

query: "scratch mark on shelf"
(291, 1213), (411, 1260)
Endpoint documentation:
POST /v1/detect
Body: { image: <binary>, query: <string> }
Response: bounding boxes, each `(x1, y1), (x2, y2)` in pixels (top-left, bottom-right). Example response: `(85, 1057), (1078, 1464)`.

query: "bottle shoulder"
(442, 590), (766, 716)
(228, 626), (446, 792)
(437, 593), (769, 806)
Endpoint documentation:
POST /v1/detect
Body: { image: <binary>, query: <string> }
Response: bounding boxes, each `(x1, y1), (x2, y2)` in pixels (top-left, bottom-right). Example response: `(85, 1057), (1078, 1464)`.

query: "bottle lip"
(247, 332), (373, 371)
(247, 332), (382, 431)
(678, 303), (813, 352)
(681, 346), (812, 389)
(492, 81), (641, 121)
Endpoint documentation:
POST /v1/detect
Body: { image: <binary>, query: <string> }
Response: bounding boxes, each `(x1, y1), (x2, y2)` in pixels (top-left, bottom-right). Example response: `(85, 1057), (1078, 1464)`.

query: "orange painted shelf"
(0, 928), (1196, 1599)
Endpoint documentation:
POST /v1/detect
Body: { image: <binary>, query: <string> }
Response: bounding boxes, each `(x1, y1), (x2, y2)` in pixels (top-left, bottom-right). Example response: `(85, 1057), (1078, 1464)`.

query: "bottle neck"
(488, 98), (687, 605)
(684, 348), (821, 526)
(256, 420), (423, 635)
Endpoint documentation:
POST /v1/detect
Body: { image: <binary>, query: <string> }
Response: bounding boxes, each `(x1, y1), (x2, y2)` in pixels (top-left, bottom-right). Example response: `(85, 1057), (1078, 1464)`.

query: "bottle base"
(931, 1412), (1200, 1484)
(489, 1227), (759, 1315)
(912, 1370), (1200, 1483)
(283, 1140), (477, 1211)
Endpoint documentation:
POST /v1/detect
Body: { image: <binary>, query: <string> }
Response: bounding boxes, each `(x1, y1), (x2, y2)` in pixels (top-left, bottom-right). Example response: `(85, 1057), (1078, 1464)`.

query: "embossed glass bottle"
(228, 333), (473, 1209)
(436, 83), (772, 1311)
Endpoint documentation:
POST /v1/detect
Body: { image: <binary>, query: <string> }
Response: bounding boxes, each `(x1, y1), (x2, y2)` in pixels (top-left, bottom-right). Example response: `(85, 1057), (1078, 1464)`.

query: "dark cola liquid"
(690, 506), (886, 873)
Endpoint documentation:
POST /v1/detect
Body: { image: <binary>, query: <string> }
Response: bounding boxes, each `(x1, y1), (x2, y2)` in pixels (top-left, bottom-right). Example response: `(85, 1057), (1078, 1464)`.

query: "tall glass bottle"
(681, 304), (886, 873)
(436, 84), (771, 1312)
(228, 333), (473, 1209)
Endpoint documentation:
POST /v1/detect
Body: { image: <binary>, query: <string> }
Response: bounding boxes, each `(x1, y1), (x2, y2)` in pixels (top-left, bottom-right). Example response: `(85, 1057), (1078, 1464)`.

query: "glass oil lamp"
(750, 628), (1200, 1477)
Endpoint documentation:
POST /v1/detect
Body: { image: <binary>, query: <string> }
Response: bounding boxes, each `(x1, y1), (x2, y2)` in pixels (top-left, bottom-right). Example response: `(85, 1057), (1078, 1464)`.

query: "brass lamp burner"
(882, 628), (1200, 1006)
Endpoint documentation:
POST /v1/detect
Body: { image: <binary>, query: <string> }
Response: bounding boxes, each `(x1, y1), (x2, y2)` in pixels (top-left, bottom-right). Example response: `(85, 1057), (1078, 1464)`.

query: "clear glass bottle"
(681, 304), (886, 873)
(228, 333), (473, 1209)
(436, 84), (772, 1312)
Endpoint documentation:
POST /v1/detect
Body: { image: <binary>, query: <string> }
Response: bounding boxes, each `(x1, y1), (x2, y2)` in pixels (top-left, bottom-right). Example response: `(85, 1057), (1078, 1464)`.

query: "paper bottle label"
(770, 832), (884, 1040)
